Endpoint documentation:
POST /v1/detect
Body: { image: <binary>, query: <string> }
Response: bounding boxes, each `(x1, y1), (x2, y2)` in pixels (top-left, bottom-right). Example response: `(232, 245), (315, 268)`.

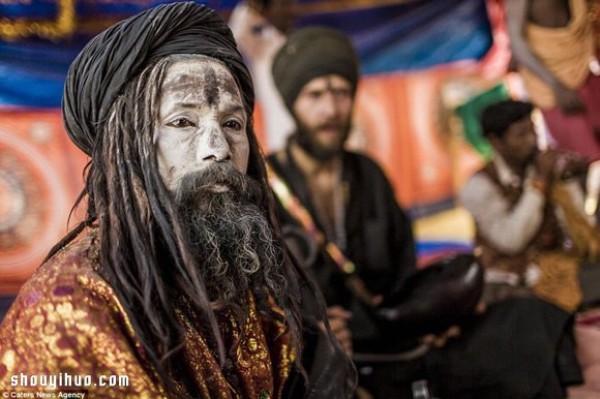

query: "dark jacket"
(268, 149), (416, 354)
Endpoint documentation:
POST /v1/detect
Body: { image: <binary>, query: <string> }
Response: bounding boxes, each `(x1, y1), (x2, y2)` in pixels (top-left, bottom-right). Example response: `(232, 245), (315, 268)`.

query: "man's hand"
(420, 302), (485, 348)
(229, 3), (285, 64)
(535, 149), (560, 181)
(536, 149), (587, 182)
(420, 325), (461, 348)
(326, 306), (353, 356)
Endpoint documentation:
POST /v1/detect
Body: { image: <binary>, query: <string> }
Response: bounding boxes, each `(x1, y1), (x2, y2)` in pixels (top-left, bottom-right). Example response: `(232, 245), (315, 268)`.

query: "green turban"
(272, 26), (360, 111)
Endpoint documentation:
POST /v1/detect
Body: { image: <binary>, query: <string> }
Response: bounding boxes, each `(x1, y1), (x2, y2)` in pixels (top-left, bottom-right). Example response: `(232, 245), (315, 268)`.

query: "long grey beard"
(174, 164), (287, 311)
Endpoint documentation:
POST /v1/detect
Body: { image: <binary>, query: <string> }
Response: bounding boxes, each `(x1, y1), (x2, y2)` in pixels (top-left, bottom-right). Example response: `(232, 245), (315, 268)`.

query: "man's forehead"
(301, 74), (352, 92)
(507, 117), (534, 133)
(161, 56), (239, 95)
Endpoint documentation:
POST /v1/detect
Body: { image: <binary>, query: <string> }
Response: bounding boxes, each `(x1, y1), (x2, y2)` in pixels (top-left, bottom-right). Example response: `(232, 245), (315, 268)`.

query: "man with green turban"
(268, 26), (425, 399)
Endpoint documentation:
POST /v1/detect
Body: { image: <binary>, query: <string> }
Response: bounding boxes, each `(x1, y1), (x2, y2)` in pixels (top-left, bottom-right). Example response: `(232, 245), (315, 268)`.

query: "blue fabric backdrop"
(0, 0), (492, 107)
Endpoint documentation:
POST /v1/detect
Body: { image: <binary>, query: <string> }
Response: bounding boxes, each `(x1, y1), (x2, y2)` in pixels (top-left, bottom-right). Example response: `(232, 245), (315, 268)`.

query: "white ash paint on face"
(155, 56), (249, 192)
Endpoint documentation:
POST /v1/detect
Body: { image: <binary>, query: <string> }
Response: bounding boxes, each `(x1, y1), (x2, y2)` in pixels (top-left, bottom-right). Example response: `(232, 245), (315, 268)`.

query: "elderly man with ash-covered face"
(0, 4), (354, 398)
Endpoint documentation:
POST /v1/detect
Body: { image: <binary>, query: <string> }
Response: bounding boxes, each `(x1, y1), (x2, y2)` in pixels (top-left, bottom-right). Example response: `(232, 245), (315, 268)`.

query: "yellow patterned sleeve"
(0, 241), (166, 399)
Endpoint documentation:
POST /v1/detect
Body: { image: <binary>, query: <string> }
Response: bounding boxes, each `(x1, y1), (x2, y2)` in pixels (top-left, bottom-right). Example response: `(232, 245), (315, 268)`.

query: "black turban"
(271, 26), (359, 112)
(62, 2), (253, 156)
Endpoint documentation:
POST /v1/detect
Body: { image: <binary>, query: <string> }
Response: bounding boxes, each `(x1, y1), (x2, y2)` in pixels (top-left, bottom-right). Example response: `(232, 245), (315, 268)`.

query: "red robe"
(0, 231), (294, 398)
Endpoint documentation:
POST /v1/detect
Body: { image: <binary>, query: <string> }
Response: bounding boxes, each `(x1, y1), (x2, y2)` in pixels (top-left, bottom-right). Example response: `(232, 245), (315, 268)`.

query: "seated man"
(267, 26), (437, 399)
(461, 100), (591, 309)
(446, 99), (592, 398)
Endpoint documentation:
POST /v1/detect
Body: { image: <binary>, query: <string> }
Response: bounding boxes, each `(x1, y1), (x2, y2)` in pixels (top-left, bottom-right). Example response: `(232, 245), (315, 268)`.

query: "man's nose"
(198, 127), (231, 163)
(321, 92), (339, 117)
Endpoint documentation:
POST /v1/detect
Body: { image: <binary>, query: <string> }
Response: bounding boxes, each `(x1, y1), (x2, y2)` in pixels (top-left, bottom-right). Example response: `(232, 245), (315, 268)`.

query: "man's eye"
(223, 119), (243, 131)
(333, 89), (351, 99)
(167, 118), (195, 128)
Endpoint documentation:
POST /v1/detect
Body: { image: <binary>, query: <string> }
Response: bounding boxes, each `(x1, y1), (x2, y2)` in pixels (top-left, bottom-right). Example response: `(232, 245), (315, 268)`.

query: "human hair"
(481, 100), (534, 139)
(48, 55), (307, 396)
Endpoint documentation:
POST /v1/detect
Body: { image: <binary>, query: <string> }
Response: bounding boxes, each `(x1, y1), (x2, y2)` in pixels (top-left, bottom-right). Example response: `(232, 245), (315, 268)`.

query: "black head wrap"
(481, 100), (533, 138)
(271, 26), (359, 111)
(62, 1), (253, 156)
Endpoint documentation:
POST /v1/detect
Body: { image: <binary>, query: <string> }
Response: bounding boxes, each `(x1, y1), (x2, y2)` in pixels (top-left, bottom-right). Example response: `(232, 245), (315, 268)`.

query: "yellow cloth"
(532, 251), (582, 312)
(531, 183), (600, 313)
(0, 232), (294, 398)
(520, 0), (596, 108)
(552, 183), (600, 260)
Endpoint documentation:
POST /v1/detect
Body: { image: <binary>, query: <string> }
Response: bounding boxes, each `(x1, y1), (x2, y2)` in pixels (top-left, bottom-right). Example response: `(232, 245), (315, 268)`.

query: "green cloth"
(272, 27), (359, 111)
(455, 84), (510, 159)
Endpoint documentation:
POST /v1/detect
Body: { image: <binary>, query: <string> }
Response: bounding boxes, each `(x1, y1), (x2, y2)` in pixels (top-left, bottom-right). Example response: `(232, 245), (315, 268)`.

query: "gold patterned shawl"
(519, 0), (596, 108)
(532, 183), (600, 312)
(0, 231), (294, 398)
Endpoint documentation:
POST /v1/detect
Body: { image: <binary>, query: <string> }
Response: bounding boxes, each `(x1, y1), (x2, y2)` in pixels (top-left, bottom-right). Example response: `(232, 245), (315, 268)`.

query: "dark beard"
(294, 118), (351, 161)
(174, 164), (287, 314)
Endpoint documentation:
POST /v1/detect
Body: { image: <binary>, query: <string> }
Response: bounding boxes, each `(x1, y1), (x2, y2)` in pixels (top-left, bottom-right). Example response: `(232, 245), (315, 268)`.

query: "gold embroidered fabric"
(175, 292), (293, 399)
(532, 251), (582, 312)
(520, 0), (596, 108)
(0, 231), (294, 398)
(529, 183), (600, 313)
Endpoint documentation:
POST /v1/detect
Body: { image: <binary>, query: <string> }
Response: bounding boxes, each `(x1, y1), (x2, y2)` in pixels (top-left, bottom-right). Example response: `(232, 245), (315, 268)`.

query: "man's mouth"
(318, 124), (341, 135)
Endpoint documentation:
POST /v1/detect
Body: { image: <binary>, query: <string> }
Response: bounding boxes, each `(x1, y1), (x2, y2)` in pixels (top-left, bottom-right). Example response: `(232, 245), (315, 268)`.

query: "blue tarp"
(0, 0), (492, 107)
(0, 0), (238, 18)
(298, 0), (492, 74)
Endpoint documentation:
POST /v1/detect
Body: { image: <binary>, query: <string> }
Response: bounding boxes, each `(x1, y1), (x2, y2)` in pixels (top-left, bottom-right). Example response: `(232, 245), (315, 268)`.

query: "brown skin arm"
(421, 326), (462, 348)
(420, 302), (487, 348)
(505, 0), (584, 113)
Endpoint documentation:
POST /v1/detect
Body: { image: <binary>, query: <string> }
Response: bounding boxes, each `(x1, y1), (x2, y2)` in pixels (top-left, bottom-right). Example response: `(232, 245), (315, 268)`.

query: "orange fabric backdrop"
(0, 110), (87, 293)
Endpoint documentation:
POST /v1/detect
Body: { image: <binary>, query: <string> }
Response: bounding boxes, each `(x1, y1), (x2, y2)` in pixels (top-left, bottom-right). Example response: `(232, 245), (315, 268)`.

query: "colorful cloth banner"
(296, 0), (492, 74)
(0, 0), (492, 107)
